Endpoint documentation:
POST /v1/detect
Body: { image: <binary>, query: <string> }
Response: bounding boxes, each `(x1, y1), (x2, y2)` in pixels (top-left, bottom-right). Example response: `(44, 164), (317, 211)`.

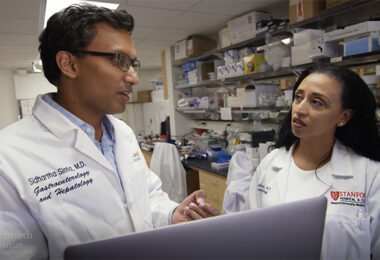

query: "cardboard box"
(184, 61), (215, 83)
(243, 54), (265, 74)
(199, 61), (215, 80)
(228, 11), (272, 44)
(289, 0), (325, 24)
(218, 27), (232, 49)
(174, 39), (187, 61)
(186, 35), (217, 56)
(326, 0), (350, 8)
(137, 90), (152, 103)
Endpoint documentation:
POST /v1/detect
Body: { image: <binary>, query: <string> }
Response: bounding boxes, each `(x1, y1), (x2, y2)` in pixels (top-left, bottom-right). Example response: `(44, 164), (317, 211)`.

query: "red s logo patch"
(330, 191), (339, 201)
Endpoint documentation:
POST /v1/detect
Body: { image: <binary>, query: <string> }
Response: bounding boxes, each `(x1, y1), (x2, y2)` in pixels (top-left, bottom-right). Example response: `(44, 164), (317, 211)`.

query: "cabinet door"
(198, 170), (227, 212)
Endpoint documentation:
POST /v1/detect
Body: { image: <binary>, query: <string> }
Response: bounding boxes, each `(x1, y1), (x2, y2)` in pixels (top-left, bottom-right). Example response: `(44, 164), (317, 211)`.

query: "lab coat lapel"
(32, 95), (115, 173)
(73, 130), (115, 173)
(306, 141), (355, 198)
(270, 147), (293, 204)
(111, 117), (152, 232)
(112, 120), (136, 203)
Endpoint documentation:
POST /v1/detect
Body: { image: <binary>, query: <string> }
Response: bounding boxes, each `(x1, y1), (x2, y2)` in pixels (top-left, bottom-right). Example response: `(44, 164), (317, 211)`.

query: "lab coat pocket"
(323, 213), (371, 259)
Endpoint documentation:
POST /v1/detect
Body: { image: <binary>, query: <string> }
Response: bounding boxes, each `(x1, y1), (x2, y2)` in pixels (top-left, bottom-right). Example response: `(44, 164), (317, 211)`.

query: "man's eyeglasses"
(74, 50), (140, 73)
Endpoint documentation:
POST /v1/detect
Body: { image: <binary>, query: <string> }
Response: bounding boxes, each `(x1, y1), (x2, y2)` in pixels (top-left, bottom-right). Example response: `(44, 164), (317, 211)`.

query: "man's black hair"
(38, 3), (134, 86)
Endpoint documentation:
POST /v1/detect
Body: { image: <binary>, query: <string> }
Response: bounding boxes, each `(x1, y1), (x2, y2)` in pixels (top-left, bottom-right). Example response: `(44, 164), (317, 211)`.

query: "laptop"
(64, 196), (327, 259)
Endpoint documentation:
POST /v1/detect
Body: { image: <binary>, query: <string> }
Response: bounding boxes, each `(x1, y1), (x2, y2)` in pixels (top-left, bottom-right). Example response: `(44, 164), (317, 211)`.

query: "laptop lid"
(64, 196), (327, 259)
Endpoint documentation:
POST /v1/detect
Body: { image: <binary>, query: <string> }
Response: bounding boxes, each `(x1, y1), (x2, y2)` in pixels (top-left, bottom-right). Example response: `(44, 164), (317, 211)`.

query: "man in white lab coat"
(0, 4), (218, 259)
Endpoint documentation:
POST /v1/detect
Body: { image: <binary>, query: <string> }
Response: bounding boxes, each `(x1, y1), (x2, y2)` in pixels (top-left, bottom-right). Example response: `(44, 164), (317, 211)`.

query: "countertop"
(183, 158), (228, 177)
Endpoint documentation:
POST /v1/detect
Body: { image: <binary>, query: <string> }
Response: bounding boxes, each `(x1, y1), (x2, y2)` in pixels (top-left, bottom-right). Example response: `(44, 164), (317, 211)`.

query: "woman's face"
(291, 73), (352, 142)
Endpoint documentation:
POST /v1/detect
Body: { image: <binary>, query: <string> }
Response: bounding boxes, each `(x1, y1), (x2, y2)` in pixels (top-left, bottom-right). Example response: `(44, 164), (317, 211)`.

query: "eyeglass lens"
(118, 54), (140, 73)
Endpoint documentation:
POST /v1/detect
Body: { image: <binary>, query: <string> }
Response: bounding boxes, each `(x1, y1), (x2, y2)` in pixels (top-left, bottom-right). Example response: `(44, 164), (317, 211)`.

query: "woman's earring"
(338, 122), (344, 127)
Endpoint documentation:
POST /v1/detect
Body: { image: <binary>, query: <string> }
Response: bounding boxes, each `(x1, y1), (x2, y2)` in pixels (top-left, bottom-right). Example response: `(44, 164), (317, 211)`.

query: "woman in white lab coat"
(247, 65), (380, 259)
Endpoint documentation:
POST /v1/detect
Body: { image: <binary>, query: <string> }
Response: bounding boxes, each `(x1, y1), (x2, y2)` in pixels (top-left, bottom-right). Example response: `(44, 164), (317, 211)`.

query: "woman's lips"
(292, 118), (306, 128)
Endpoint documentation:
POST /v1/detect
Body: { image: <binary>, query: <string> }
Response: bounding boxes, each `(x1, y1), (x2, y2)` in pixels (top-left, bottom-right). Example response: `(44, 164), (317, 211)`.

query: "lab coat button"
(123, 203), (128, 209)
(85, 127), (91, 133)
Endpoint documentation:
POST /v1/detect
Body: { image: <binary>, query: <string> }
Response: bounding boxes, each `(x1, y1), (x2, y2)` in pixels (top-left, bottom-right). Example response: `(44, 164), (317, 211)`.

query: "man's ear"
(56, 51), (78, 79)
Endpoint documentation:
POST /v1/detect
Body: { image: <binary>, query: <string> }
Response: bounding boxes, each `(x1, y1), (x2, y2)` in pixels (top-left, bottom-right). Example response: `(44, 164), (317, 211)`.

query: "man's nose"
(124, 67), (139, 85)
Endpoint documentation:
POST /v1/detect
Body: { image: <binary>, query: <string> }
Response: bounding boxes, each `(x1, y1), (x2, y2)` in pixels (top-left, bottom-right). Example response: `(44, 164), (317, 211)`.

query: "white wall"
(0, 67), (163, 134)
(0, 69), (18, 129)
(122, 68), (163, 134)
(14, 72), (56, 100)
(130, 68), (163, 102)
(165, 46), (192, 138)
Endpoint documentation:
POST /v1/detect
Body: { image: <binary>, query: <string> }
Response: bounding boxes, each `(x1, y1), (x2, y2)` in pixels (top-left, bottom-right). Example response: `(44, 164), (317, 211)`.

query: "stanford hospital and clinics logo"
(330, 191), (366, 207)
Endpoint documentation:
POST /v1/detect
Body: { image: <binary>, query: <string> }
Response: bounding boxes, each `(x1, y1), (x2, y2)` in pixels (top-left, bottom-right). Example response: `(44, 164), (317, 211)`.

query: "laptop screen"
(65, 196), (327, 259)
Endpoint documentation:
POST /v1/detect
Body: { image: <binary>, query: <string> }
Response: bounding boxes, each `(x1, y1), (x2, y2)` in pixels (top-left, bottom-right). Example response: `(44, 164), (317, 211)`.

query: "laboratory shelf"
(221, 68), (295, 82)
(174, 79), (222, 89)
(289, 0), (380, 30)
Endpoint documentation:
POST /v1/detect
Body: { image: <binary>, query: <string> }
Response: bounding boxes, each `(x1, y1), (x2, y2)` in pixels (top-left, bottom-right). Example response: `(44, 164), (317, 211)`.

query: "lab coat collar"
(329, 140), (354, 177)
(32, 94), (115, 173)
(270, 140), (354, 178)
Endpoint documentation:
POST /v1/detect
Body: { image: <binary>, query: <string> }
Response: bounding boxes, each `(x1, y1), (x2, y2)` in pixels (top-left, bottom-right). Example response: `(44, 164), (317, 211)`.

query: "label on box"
(296, 0), (304, 21)
(221, 107), (232, 120)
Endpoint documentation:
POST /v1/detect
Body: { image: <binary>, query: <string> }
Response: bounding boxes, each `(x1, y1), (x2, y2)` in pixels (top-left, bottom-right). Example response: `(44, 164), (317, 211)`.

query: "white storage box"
(174, 39), (187, 61)
(218, 27), (232, 49)
(244, 89), (257, 107)
(151, 90), (165, 102)
(291, 43), (313, 66)
(310, 39), (339, 59)
(227, 11), (272, 44)
(293, 29), (324, 46)
(227, 96), (244, 108)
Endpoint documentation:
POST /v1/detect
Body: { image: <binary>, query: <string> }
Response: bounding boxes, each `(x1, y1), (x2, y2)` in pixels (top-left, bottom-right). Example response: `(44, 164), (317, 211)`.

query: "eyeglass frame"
(72, 50), (140, 73)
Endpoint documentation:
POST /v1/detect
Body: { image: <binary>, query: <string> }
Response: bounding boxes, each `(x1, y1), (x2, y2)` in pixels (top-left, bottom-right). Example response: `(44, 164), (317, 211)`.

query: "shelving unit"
(288, 0), (380, 30)
(166, 0), (380, 137)
(174, 79), (222, 90)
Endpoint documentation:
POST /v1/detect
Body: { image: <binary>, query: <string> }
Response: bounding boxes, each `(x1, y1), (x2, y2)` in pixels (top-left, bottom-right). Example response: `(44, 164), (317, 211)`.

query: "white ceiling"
(0, 0), (288, 71)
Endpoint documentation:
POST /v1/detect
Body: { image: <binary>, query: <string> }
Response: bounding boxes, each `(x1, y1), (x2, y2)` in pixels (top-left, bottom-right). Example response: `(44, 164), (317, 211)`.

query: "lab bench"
(183, 158), (228, 212)
(141, 150), (228, 212)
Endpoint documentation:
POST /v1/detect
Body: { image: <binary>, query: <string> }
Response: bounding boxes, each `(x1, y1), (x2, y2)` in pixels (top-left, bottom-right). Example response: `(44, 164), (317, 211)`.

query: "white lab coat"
(150, 142), (187, 203)
(222, 151), (254, 214)
(247, 141), (380, 259)
(0, 94), (178, 260)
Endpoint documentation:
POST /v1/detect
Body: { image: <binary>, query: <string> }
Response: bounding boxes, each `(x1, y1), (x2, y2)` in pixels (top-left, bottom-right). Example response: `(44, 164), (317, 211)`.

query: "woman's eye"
(312, 99), (324, 106)
(294, 94), (302, 101)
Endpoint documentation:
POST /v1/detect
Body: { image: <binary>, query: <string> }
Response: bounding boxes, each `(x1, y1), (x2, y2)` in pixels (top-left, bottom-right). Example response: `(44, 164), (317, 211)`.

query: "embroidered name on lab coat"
(27, 161), (94, 203)
(257, 183), (271, 194)
(330, 191), (366, 207)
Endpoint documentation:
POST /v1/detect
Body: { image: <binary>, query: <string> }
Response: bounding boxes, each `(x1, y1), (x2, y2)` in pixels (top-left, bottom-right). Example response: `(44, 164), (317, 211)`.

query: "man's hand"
(172, 190), (220, 224)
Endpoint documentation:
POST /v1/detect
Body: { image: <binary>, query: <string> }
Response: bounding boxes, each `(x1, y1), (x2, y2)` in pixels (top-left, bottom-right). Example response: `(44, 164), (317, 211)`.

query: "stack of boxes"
(291, 29), (324, 66)
(227, 11), (272, 45)
(289, 0), (325, 24)
(174, 35), (217, 62)
(182, 61), (215, 85)
(216, 47), (263, 79)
